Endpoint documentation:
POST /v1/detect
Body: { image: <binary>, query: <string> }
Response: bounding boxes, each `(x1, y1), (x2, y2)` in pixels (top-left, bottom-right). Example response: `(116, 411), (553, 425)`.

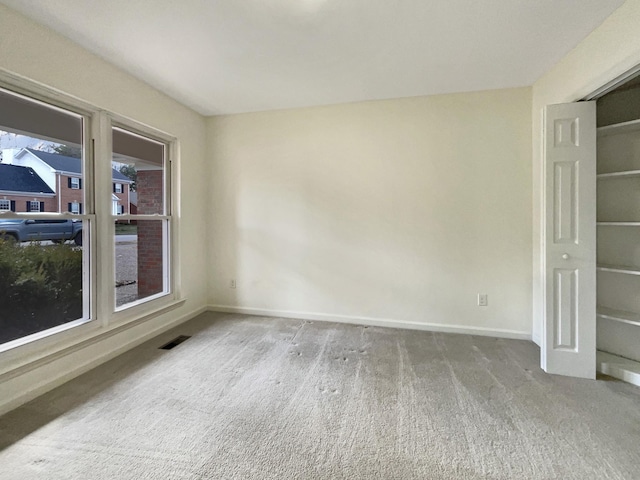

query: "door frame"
(583, 64), (640, 102)
(539, 64), (640, 377)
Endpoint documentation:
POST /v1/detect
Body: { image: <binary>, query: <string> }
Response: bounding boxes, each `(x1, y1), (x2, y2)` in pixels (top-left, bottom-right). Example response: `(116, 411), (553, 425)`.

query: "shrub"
(0, 239), (83, 344)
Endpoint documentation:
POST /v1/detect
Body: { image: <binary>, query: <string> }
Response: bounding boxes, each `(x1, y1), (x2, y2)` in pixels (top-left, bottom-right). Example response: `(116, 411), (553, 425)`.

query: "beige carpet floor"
(1, 312), (639, 479)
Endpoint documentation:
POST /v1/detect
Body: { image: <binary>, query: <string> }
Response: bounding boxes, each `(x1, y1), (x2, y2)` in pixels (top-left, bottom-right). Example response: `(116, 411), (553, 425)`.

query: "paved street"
(116, 235), (137, 244)
(115, 236), (138, 306)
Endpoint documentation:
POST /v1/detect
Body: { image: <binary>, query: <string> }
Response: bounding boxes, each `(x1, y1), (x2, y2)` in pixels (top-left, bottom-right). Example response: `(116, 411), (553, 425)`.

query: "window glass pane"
(115, 219), (168, 308)
(1, 94), (84, 214)
(0, 88), (87, 348)
(0, 217), (85, 345)
(112, 127), (164, 215)
(112, 126), (169, 310)
(0, 88), (82, 146)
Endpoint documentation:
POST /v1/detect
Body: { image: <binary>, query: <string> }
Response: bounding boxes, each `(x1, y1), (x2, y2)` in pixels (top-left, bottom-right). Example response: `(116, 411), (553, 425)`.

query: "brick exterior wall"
(16, 174), (130, 214)
(1, 170), (130, 215)
(0, 194), (56, 212)
(136, 170), (164, 298)
(58, 174), (84, 213)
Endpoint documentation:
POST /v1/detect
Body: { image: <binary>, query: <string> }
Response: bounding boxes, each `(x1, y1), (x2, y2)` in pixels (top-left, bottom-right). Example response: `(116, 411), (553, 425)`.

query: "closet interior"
(596, 75), (640, 385)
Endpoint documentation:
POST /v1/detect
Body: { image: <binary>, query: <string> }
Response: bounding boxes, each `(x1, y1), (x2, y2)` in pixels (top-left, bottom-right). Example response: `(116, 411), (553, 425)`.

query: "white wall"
(0, 5), (209, 414)
(532, 0), (640, 345)
(209, 88), (533, 338)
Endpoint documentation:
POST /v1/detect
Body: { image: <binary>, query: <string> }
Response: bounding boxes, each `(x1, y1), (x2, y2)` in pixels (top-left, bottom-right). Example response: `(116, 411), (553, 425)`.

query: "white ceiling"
(1, 0), (625, 116)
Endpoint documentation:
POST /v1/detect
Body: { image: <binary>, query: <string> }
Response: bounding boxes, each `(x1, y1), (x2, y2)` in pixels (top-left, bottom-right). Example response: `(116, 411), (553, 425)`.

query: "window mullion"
(81, 117), (93, 322)
(93, 112), (115, 327)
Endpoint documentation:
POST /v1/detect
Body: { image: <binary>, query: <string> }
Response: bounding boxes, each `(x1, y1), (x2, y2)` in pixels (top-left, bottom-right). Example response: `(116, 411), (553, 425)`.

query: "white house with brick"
(2, 148), (132, 214)
(0, 163), (55, 212)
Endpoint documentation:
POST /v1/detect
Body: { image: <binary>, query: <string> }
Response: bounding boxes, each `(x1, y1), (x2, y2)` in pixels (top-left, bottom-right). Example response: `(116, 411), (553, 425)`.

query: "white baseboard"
(208, 304), (532, 341)
(0, 305), (207, 417)
(597, 351), (640, 387)
(531, 332), (541, 347)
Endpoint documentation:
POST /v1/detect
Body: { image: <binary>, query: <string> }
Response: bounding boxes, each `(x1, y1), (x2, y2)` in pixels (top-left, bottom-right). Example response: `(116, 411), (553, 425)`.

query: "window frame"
(70, 177), (80, 189)
(0, 73), (181, 366)
(114, 182), (123, 193)
(0, 199), (9, 211)
(108, 118), (177, 318)
(0, 83), (95, 355)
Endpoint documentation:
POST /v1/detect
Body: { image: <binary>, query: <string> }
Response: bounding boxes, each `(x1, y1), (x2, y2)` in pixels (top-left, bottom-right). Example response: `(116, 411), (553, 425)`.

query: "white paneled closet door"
(542, 101), (597, 378)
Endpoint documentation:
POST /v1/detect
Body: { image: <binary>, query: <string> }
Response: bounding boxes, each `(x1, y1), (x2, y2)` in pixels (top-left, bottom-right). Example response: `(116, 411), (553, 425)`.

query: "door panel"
(543, 102), (596, 378)
(553, 268), (577, 349)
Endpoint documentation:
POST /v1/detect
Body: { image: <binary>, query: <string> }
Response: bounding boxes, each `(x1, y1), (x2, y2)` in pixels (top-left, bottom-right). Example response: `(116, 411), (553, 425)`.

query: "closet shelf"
(597, 264), (640, 275)
(597, 170), (640, 179)
(597, 307), (640, 327)
(597, 222), (640, 226)
(597, 118), (640, 137)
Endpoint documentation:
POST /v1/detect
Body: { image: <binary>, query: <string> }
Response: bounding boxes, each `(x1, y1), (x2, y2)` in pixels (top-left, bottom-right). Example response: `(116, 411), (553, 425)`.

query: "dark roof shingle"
(0, 164), (54, 194)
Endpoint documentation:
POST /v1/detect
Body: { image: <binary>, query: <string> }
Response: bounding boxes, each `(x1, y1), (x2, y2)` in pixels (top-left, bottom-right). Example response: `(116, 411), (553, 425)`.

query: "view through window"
(0, 88), (87, 346)
(0, 86), (174, 350)
(112, 127), (169, 308)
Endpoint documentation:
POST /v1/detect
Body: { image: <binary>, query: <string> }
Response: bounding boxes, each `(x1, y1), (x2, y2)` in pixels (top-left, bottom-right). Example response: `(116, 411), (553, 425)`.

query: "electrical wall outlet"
(230, 279), (236, 289)
(477, 294), (488, 307)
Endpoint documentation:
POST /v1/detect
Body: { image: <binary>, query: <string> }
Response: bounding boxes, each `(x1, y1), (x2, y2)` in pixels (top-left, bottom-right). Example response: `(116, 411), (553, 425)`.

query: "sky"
(0, 131), (53, 152)
(0, 131), (127, 169)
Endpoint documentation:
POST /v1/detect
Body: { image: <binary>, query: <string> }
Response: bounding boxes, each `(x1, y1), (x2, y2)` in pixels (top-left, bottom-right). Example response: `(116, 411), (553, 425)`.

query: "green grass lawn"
(115, 223), (138, 235)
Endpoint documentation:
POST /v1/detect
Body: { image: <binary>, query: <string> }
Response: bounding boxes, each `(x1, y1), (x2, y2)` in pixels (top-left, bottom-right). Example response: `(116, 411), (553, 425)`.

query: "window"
(0, 85), (86, 349)
(111, 195), (120, 215)
(112, 127), (171, 309)
(69, 202), (81, 214)
(0, 82), (177, 352)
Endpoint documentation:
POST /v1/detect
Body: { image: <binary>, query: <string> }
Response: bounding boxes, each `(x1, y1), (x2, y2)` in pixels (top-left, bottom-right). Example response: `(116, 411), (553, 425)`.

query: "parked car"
(0, 219), (83, 245)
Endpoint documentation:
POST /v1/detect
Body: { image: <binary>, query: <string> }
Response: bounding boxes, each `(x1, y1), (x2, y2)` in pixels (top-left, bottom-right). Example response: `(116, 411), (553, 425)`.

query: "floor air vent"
(160, 335), (191, 350)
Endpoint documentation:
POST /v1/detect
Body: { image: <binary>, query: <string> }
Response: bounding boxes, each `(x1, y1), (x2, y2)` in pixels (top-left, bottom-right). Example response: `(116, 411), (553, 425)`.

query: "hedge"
(0, 239), (83, 344)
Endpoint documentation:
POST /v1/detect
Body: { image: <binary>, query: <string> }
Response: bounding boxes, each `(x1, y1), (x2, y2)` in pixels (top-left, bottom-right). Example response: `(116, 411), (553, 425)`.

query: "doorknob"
(562, 253), (570, 260)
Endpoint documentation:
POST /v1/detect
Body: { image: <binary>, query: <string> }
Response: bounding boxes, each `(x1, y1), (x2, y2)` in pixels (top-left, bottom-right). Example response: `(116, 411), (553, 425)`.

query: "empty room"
(0, 0), (640, 478)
